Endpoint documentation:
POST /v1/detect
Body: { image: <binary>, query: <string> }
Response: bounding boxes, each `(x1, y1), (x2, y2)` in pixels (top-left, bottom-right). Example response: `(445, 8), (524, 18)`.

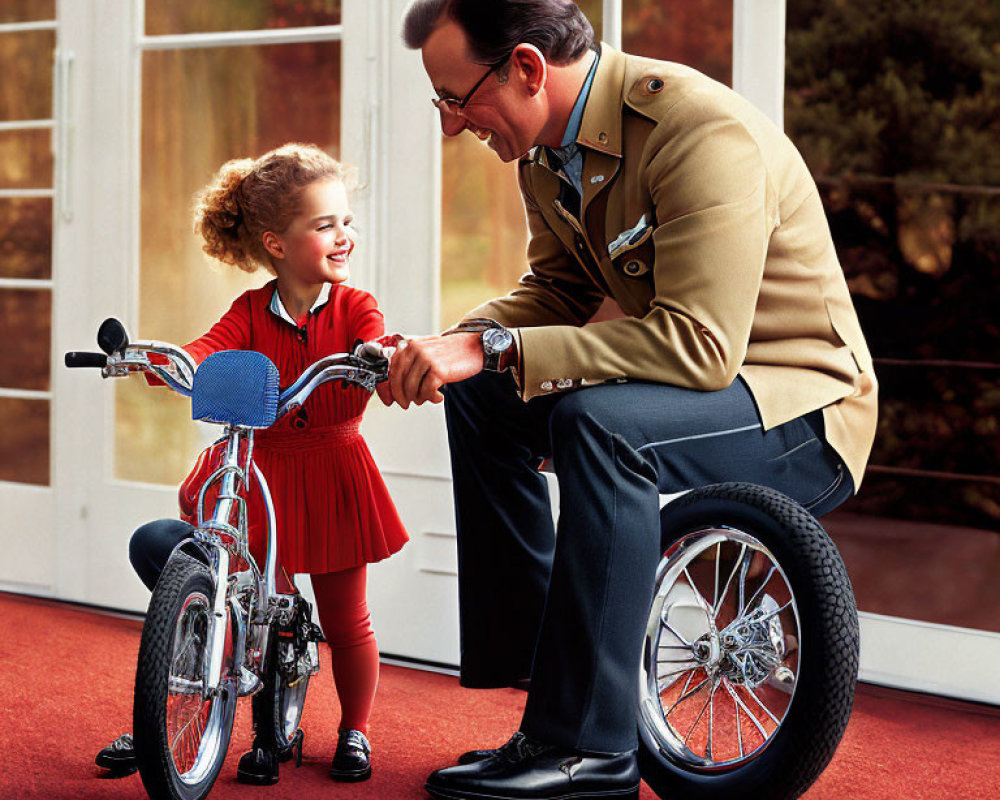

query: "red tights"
(310, 565), (378, 735)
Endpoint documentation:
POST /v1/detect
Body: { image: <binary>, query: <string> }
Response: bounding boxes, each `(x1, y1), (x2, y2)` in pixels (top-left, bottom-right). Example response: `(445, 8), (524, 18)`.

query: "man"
(387, 2), (877, 799)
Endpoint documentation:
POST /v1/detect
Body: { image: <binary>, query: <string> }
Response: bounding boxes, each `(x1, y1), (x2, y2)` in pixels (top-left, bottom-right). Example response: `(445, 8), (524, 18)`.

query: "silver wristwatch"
(444, 318), (514, 372)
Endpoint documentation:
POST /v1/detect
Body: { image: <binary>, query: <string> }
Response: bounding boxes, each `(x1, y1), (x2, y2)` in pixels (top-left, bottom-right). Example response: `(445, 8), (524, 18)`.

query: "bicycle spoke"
(665, 674), (709, 717)
(711, 543), (721, 617)
(657, 666), (694, 693)
(661, 618), (693, 647)
(744, 685), (782, 726)
(736, 551), (752, 616)
(755, 599), (793, 623)
(723, 680), (769, 740)
(682, 679), (717, 749)
(707, 679), (716, 760)
(742, 565), (778, 614)
(715, 543), (747, 622)
(733, 685), (744, 759)
(682, 567), (715, 620)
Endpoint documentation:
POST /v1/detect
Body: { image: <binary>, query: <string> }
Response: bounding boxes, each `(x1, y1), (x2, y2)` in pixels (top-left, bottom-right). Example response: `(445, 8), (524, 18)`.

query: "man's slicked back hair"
(401, 0), (594, 66)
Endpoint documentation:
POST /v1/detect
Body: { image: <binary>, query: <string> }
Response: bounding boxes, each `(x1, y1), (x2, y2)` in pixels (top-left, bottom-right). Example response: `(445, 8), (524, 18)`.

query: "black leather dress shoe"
(330, 729), (372, 782)
(426, 731), (639, 800)
(457, 747), (498, 765)
(236, 745), (279, 786)
(95, 734), (138, 777)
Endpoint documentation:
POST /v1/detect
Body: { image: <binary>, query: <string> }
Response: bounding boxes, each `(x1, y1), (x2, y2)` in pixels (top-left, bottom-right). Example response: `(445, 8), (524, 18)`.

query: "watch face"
(483, 327), (513, 354)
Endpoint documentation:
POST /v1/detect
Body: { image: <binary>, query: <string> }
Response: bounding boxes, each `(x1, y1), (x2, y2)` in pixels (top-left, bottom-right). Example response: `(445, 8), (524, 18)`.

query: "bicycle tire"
(133, 552), (238, 800)
(638, 482), (859, 800)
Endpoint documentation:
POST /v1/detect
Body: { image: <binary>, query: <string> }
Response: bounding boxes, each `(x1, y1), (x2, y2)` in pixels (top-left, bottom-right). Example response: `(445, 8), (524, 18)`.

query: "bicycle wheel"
(253, 597), (320, 755)
(638, 483), (859, 800)
(134, 553), (238, 800)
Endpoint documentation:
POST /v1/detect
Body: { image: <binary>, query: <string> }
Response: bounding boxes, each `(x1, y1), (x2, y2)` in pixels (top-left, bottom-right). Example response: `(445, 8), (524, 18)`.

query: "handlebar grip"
(65, 351), (108, 368)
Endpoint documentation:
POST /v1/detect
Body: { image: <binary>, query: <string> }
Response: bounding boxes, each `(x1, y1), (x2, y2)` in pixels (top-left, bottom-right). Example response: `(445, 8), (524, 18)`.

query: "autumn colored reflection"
(0, 199), (52, 280)
(0, 289), (50, 392)
(0, 1), (54, 24)
(0, 398), (48, 486)
(145, 0), (341, 36)
(0, 30), (54, 122)
(623, 0), (732, 85)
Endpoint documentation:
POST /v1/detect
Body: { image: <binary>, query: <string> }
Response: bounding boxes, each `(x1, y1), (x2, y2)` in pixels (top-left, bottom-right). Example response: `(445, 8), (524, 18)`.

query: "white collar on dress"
(268, 282), (332, 326)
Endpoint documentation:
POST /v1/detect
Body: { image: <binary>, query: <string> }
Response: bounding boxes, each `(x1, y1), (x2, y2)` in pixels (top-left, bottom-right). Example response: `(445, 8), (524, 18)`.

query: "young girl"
(97, 143), (408, 784)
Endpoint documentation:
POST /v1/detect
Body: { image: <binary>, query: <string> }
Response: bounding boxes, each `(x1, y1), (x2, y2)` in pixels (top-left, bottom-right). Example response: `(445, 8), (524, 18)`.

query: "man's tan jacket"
(466, 45), (877, 488)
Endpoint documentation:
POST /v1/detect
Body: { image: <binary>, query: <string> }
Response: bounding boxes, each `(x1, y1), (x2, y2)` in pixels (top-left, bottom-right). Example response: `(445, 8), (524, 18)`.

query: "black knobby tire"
(133, 553), (238, 800)
(638, 482), (859, 800)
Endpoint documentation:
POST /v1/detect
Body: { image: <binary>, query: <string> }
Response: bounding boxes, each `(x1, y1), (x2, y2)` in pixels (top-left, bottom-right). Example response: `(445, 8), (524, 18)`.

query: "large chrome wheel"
(134, 553), (238, 800)
(638, 483), (858, 800)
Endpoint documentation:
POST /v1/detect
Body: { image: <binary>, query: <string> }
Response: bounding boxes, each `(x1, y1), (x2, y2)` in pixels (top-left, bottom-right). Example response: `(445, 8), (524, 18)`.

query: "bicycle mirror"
(97, 318), (129, 354)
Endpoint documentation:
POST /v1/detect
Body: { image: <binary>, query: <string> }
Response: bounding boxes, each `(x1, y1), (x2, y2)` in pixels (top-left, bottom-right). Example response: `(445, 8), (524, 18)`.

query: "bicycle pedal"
(237, 665), (263, 697)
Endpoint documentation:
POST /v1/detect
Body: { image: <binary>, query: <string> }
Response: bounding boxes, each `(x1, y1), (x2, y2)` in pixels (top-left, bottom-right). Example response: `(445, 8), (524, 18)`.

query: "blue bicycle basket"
(191, 350), (279, 428)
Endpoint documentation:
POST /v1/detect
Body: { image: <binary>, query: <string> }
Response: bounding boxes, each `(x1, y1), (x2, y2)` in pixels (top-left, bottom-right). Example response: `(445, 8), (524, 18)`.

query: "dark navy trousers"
(443, 371), (852, 754)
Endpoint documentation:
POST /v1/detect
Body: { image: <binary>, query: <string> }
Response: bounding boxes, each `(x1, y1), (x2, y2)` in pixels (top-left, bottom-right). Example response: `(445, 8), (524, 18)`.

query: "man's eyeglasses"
(431, 58), (508, 115)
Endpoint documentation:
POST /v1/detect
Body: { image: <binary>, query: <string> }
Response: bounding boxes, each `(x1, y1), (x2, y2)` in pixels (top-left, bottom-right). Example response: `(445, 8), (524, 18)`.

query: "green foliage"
(786, 0), (1000, 527)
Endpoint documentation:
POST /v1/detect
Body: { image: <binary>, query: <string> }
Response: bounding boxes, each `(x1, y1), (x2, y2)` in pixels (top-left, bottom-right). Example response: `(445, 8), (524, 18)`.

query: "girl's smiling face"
(266, 178), (355, 287)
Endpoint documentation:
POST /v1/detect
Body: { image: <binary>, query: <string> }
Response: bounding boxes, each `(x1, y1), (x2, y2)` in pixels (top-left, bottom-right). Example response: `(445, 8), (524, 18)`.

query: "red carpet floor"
(1, 591), (998, 800)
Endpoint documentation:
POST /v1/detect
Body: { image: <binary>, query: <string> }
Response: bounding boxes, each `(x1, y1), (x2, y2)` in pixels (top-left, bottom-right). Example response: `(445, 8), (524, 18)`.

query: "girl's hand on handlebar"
(376, 333), (484, 409)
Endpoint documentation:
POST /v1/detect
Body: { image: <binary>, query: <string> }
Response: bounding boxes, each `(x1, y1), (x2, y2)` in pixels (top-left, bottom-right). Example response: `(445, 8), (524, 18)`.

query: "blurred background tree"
(786, 0), (1000, 528)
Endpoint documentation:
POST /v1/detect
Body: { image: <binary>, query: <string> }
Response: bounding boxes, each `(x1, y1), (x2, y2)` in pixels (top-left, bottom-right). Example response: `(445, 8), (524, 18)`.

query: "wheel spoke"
(657, 666), (695, 693)
(723, 680), (769, 740)
(682, 567), (715, 621)
(664, 674), (709, 717)
(681, 680), (717, 750)
(715, 543), (747, 622)
(742, 565), (778, 614)
(744, 685), (782, 726)
(736, 551), (752, 616)
(661, 618), (693, 647)
(756, 599), (793, 623)
(732, 684), (744, 758)
(711, 542), (721, 618)
(707, 679), (716, 760)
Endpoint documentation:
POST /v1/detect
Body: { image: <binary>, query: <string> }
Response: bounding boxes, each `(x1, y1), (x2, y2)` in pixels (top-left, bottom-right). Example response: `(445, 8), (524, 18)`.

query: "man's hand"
(376, 334), (484, 409)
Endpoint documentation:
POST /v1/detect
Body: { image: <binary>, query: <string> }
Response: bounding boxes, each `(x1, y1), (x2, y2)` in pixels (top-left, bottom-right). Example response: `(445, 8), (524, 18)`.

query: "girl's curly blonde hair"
(194, 143), (350, 273)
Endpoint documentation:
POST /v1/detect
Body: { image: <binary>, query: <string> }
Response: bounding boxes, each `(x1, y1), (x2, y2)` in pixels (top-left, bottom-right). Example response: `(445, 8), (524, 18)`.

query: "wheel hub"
(686, 594), (786, 688)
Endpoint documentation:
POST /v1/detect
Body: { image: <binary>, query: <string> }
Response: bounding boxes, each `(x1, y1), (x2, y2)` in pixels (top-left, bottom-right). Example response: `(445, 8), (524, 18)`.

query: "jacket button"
(541, 380), (553, 391)
(598, 131), (608, 143)
(556, 378), (574, 389)
(646, 77), (664, 93)
(624, 259), (645, 276)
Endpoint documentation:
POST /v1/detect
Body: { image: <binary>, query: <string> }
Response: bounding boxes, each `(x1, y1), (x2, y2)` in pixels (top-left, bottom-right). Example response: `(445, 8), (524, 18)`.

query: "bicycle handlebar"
(65, 319), (391, 417)
(65, 351), (108, 368)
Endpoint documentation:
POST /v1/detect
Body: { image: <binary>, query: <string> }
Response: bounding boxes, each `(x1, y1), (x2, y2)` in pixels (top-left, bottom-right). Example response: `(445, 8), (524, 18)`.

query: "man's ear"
(510, 43), (547, 97)
(262, 231), (283, 260)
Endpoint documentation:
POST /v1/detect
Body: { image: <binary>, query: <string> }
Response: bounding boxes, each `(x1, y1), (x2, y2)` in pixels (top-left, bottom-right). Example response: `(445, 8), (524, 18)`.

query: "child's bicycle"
(66, 318), (389, 800)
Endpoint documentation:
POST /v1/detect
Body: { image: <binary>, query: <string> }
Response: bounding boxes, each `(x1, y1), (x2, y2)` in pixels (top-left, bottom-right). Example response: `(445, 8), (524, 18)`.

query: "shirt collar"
(269, 282), (332, 326)
(559, 49), (600, 148)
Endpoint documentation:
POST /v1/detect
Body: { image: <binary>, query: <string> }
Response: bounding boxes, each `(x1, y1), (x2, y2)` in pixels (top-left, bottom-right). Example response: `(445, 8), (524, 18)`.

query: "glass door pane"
(785, 0), (1000, 631)
(145, 0), (341, 35)
(116, 32), (341, 485)
(622, 0), (733, 85)
(0, 16), (56, 487)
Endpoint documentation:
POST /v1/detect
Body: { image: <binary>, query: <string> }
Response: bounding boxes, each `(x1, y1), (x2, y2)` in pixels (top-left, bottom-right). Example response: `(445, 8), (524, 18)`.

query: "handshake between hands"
(373, 332), (485, 410)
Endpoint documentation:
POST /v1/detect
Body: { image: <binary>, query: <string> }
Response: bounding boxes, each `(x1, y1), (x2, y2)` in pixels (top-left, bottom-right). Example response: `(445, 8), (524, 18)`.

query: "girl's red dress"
(181, 280), (408, 575)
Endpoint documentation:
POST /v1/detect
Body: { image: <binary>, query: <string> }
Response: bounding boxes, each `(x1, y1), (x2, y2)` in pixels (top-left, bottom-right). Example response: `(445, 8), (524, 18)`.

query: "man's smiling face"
(420, 20), (547, 162)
